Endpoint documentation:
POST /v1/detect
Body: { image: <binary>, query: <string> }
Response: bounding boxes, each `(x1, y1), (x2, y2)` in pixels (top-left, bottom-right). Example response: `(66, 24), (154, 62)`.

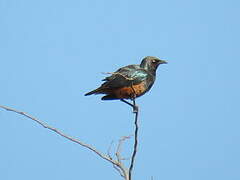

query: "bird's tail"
(85, 89), (98, 96)
(85, 87), (106, 96)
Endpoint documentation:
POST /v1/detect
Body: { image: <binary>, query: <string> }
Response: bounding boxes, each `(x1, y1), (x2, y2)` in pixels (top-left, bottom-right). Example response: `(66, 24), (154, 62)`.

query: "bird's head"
(140, 56), (167, 74)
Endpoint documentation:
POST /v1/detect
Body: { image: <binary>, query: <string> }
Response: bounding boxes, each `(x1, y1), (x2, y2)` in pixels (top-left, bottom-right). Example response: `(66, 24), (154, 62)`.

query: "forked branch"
(0, 105), (129, 179)
(0, 99), (140, 180)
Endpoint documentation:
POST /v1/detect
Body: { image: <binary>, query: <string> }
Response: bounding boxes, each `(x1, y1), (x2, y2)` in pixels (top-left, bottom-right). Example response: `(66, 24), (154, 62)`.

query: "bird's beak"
(159, 60), (168, 64)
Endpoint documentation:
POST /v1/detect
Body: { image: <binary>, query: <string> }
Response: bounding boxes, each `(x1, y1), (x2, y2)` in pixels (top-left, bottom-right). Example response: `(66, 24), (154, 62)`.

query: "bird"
(85, 56), (167, 111)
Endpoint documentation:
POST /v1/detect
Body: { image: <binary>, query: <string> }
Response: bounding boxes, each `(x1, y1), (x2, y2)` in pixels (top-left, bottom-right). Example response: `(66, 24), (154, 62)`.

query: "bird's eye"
(152, 59), (158, 63)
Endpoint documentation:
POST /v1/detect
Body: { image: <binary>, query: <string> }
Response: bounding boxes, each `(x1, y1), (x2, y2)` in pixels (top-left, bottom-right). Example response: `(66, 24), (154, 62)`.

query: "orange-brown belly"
(113, 82), (146, 99)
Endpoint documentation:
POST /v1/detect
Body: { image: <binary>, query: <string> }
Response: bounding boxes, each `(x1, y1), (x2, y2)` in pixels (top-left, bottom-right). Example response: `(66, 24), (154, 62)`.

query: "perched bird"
(85, 56), (167, 108)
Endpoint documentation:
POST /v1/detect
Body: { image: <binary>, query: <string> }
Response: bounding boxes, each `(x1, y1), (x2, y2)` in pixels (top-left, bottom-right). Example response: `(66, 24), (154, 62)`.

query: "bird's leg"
(120, 99), (135, 108)
(130, 83), (138, 113)
(132, 97), (138, 113)
(119, 83), (139, 113)
(120, 99), (138, 113)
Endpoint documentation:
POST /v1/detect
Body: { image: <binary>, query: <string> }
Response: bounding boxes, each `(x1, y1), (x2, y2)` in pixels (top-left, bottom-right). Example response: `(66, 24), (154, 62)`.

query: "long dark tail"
(85, 89), (99, 96)
(85, 87), (108, 96)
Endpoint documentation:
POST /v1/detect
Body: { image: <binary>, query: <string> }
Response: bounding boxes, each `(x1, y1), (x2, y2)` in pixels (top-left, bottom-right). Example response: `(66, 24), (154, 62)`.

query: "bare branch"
(0, 104), (133, 180)
(128, 100), (139, 180)
(107, 140), (114, 160)
(116, 136), (131, 163)
(0, 105), (118, 166)
(113, 164), (125, 178)
(118, 82), (140, 180)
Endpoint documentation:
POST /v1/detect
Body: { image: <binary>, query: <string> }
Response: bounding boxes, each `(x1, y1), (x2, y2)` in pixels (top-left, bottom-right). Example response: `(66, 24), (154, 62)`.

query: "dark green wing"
(101, 65), (149, 88)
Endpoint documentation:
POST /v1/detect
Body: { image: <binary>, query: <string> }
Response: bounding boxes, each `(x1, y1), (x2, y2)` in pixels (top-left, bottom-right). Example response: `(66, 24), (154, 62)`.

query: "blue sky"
(1, 0), (240, 180)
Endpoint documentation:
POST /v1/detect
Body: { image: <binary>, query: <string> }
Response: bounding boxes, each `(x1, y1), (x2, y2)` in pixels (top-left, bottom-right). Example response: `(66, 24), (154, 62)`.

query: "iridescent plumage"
(85, 56), (167, 100)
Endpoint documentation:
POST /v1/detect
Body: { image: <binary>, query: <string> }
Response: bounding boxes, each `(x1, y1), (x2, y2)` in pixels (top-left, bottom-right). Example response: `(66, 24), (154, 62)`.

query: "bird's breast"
(113, 81), (147, 99)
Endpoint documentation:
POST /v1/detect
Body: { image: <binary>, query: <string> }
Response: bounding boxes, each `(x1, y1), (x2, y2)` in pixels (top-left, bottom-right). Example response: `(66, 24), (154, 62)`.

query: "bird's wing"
(102, 65), (139, 81)
(101, 65), (148, 88)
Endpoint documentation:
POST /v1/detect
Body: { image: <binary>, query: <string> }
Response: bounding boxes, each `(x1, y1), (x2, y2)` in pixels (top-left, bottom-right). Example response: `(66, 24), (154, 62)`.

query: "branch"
(119, 83), (140, 180)
(129, 105), (139, 180)
(0, 105), (119, 166)
(0, 101), (140, 180)
(116, 136), (131, 163)
(107, 140), (128, 178)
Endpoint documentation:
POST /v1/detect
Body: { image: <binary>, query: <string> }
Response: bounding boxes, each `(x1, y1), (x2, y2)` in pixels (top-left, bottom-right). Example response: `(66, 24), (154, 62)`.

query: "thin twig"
(0, 104), (131, 180)
(115, 136), (132, 179)
(107, 140), (125, 177)
(113, 164), (125, 178)
(128, 98), (139, 180)
(118, 81), (140, 180)
(0, 105), (118, 166)
(107, 140), (114, 160)
(116, 136), (131, 163)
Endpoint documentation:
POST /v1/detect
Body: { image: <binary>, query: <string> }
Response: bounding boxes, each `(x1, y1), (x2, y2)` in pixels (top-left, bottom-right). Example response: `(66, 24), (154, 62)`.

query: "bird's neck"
(140, 62), (158, 76)
(144, 66), (157, 76)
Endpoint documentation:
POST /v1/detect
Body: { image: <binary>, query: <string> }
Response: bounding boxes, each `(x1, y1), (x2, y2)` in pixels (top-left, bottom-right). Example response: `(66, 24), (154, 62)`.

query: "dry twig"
(0, 105), (129, 179)
(128, 100), (139, 180)
(1, 82), (140, 180)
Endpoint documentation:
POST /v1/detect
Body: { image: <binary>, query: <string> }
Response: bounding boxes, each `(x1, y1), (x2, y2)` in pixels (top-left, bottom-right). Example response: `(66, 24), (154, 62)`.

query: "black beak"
(159, 60), (167, 64)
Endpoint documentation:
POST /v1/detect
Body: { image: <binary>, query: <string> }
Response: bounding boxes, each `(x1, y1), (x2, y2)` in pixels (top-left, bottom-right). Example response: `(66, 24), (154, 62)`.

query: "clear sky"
(1, 0), (240, 180)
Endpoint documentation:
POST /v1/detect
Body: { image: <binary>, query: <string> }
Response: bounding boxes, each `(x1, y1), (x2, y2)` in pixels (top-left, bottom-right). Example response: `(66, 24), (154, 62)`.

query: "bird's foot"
(133, 105), (139, 113)
(120, 99), (139, 113)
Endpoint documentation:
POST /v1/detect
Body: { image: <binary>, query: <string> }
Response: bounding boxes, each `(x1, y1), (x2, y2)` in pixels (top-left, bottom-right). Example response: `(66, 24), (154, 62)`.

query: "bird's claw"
(133, 105), (139, 113)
